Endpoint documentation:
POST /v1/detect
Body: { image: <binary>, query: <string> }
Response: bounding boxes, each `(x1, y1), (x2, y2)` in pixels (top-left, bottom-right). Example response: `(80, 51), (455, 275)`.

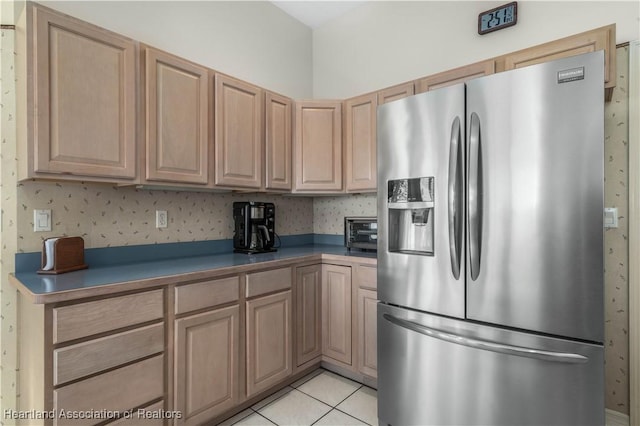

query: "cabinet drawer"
(108, 400), (165, 426)
(175, 276), (239, 315)
(54, 323), (164, 385)
(357, 265), (377, 290)
(246, 267), (292, 298)
(53, 290), (164, 344)
(54, 355), (164, 426)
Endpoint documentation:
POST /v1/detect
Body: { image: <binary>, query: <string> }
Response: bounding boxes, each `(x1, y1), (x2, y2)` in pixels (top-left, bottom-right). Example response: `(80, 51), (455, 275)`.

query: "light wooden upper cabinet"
(344, 93), (377, 192)
(30, 5), (136, 180)
(501, 24), (616, 100)
(294, 101), (343, 192)
(377, 82), (415, 105)
(246, 290), (292, 397)
(265, 92), (293, 190)
(214, 74), (263, 189)
(415, 60), (495, 93)
(143, 47), (209, 185)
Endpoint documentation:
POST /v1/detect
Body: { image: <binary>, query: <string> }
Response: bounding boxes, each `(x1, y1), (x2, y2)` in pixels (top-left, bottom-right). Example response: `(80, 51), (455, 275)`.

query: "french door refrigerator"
(377, 51), (604, 426)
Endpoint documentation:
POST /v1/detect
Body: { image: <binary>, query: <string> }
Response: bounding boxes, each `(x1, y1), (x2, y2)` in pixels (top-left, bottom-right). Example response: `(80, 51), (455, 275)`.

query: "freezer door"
(377, 84), (465, 318)
(378, 303), (604, 426)
(465, 52), (604, 342)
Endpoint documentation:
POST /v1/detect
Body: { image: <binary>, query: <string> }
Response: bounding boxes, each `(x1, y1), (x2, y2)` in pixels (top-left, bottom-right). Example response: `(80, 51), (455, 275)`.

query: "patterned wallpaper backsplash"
(16, 182), (313, 253)
(313, 194), (376, 234)
(603, 46), (629, 414)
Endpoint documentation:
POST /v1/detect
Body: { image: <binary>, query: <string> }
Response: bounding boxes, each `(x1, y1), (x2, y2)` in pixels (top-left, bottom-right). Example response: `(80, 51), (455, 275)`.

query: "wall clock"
(478, 2), (517, 35)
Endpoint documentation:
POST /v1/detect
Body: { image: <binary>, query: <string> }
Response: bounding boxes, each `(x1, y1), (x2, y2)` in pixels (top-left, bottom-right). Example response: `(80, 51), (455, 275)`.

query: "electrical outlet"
(34, 209), (52, 232)
(156, 210), (168, 228)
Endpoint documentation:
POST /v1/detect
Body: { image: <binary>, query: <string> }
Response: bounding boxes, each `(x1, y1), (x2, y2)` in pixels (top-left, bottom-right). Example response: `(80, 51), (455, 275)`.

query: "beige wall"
(37, 0), (313, 99)
(313, 1), (639, 98)
(1, 27), (19, 426)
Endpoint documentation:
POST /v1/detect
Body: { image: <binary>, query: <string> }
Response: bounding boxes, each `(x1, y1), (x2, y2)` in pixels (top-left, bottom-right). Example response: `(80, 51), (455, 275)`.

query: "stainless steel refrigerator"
(377, 51), (604, 426)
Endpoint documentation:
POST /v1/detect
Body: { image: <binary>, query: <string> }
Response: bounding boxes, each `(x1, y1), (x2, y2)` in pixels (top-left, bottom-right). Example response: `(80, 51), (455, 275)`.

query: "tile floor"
(218, 369), (378, 426)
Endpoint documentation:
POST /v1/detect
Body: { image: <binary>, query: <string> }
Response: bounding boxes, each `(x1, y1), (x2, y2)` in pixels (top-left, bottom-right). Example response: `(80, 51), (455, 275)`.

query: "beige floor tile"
(314, 409), (367, 426)
(258, 388), (331, 426)
(290, 368), (324, 389)
(336, 386), (378, 426)
(297, 371), (361, 407)
(217, 409), (254, 426)
(251, 386), (294, 411)
(233, 412), (276, 426)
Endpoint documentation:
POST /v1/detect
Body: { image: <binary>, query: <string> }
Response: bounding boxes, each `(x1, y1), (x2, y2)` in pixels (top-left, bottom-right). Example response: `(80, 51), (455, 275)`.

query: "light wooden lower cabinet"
(357, 288), (378, 379)
(246, 290), (292, 397)
(174, 305), (240, 426)
(17, 288), (166, 426)
(321, 264), (352, 366)
(295, 265), (322, 367)
(54, 355), (164, 426)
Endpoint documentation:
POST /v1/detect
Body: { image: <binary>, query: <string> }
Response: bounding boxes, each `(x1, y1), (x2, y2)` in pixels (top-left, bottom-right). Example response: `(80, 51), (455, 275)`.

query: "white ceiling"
(271, 1), (367, 29)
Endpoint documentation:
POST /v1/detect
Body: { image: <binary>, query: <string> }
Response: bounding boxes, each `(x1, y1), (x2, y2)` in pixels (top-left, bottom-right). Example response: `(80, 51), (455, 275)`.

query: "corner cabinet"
(415, 60), (495, 93)
(294, 101), (343, 192)
(295, 265), (322, 368)
(142, 46), (210, 185)
(265, 92), (293, 191)
(321, 264), (352, 366)
(28, 4), (136, 181)
(344, 93), (377, 192)
(214, 74), (264, 189)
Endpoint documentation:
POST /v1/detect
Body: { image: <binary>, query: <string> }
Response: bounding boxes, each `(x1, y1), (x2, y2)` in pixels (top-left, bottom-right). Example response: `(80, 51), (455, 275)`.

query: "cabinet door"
(246, 291), (292, 397)
(214, 74), (263, 189)
(143, 47), (209, 185)
(377, 82), (415, 105)
(344, 93), (377, 192)
(294, 101), (343, 192)
(295, 265), (322, 367)
(415, 60), (495, 93)
(357, 288), (378, 378)
(265, 92), (293, 190)
(321, 264), (352, 365)
(32, 5), (136, 179)
(503, 24), (615, 100)
(174, 305), (240, 426)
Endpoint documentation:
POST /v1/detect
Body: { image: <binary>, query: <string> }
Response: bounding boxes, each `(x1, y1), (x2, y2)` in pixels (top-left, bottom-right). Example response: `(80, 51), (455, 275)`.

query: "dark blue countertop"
(11, 244), (376, 303)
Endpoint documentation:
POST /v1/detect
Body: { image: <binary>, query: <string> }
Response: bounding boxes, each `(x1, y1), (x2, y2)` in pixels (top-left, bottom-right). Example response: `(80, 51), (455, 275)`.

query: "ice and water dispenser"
(387, 177), (435, 255)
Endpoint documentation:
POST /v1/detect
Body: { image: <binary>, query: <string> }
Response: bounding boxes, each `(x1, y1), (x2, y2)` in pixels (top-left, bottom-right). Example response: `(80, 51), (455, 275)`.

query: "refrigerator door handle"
(382, 313), (589, 364)
(468, 112), (483, 281)
(448, 116), (463, 279)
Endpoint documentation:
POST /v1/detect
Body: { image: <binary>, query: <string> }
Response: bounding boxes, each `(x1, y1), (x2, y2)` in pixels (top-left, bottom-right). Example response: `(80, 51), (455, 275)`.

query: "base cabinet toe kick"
(15, 256), (377, 425)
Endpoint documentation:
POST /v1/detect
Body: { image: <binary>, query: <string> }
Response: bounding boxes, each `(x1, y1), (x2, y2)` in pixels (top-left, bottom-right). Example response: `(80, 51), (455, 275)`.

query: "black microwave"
(344, 217), (377, 251)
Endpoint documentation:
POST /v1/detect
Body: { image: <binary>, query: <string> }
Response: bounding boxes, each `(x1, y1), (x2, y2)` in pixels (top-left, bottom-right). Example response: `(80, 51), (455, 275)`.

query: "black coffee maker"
(233, 202), (277, 254)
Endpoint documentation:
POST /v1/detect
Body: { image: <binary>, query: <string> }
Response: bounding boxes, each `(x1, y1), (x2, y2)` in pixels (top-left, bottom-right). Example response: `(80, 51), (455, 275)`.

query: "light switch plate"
(604, 207), (618, 228)
(34, 209), (52, 232)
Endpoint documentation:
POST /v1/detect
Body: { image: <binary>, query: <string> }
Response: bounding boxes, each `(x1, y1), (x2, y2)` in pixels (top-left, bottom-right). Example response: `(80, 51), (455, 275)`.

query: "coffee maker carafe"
(233, 202), (276, 254)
